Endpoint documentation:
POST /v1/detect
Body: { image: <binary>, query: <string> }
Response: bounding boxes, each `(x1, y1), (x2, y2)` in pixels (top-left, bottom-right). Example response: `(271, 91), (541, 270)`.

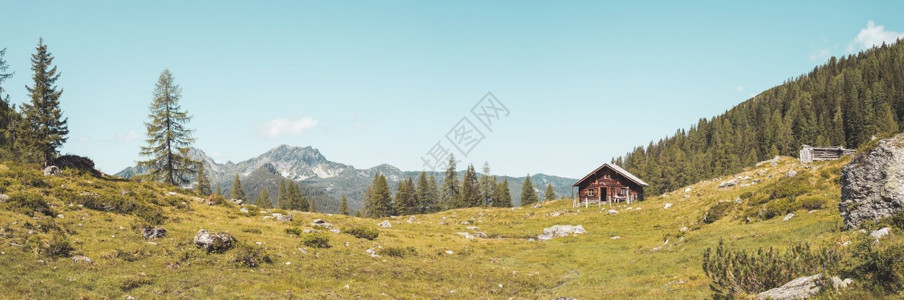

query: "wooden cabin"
(572, 163), (648, 207)
(799, 145), (855, 163)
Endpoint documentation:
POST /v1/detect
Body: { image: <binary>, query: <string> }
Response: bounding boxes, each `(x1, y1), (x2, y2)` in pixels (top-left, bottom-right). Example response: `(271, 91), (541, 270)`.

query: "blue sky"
(1, 1), (902, 178)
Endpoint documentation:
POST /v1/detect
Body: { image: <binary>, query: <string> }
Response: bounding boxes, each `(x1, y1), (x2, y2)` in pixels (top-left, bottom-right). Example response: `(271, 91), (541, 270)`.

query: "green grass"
(0, 157), (885, 298)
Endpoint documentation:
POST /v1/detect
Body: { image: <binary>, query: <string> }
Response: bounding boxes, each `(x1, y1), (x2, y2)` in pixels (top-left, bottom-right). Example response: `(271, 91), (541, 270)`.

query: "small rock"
(71, 255), (93, 264)
(0, 194), (8, 203)
(329, 228), (340, 234)
(141, 226), (167, 239)
(444, 250), (454, 255)
(663, 203), (672, 209)
(407, 216), (417, 223)
(531, 203), (542, 208)
(166, 191), (178, 196)
(680, 226), (688, 232)
(302, 229), (318, 234)
(56, 214), (64, 219)
(719, 179), (739, 188)
(275, 214), (293, 222)
(684, 187), (692, 193)
(472, 232), (488, 238)
(43, 166), (61, 176)
(255, 241), (263, 246)
(193, 229), (236, 253)
(735, 198), (743, 204)
(239, 207), (249, 213)
(611, 236), (621, 240)
(871, 227), (891, 240)
(377, 220), (392, 228)
(786, 169), (798, 178)
(312, 219), (332, 228)
(831, 276), (853, 289)
(365, 248), (380, 257)
(607, 209), (619, 215)
(537, 225), (587, 241)
(783, 213), (795, 222)
(126, 296), (136, 300)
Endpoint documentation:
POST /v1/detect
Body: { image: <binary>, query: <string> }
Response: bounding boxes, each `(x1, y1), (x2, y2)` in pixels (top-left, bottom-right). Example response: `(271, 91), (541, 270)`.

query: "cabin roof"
(573, 163), (649, 187)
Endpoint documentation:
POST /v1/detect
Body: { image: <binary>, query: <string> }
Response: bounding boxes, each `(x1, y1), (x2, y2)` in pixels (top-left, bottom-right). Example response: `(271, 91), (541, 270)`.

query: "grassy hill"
(0, 155), (898, 298)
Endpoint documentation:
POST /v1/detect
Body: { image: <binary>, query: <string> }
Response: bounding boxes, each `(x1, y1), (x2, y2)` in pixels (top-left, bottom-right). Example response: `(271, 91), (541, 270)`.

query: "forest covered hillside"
(618, 41), (904, 195)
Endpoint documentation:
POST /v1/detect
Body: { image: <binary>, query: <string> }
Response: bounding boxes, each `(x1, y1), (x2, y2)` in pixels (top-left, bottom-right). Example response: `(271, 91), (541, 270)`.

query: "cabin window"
(587, 189), (595, 196)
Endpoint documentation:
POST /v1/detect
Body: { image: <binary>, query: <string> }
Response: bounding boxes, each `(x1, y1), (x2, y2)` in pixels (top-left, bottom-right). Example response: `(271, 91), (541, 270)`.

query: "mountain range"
(115, 145), (579, 213)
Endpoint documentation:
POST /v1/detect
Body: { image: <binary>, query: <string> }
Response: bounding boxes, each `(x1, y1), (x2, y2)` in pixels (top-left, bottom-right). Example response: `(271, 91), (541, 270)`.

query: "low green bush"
(797, 195), (827, 210)
(378, 246), (417, 258)
(345, 226), (379, 240)
(6, 190), (55, 217)
(284, 227), (303, 236)
(703, 202), (733, 224)
(300, 234), (331, 248)
(232, 244), (273, 268)
(849, 234), (904, 292)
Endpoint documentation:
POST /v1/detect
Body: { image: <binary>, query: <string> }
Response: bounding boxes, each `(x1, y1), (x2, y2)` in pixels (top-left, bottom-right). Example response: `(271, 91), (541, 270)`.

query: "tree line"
(615, 41), (904, 195)
(362, 155), (559, 218)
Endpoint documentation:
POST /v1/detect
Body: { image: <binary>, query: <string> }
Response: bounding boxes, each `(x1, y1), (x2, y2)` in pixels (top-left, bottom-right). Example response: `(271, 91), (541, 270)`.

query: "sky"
(1, 1), (903, 178)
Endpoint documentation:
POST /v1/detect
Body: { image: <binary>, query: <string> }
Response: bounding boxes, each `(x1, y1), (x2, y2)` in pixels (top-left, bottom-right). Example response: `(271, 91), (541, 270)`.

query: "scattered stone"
(735, 198), (743, 204)
(683, 194), (690, 199)
(740, 183), (751, 187)
(126, 296), (136, 300)
(407, 216), (416, 223)
(71, 255), (93, 264)
(444, 250), (454, 255)
(840, 133), (904, 229)
(457, 232), (474, 239)
(302, 229), (318, 234)
(537, 225), (587, 241)
(786, 169), (798, 178)
(531, 203), (542, 208)
(743, 176), (752, 181)
(719, 179), (739, 188)
(377, 220), (392, 228)
(56, 214), (64, 219)
(663, 203), (673, 209)
(230, 199), (244, 205)
(554, 297), (577, 300)
(166, 191), (178, 196)
(141, 226), (167, 239)
(607, 209), (619, 215)
(757, 274), (822, 300)
(549, 211), (562, 217)
(239, 207), (249, 213)
(275, 214), (293, 222)
(680, 226), (688, 232)
(871, 227), (891, 240)
(472, 232), (488, 239)
(831, 276), (853, 289)
(193, 229), (236, 253)
(312, 219), (332, 228)
(330, 228), (341, 234)
(365, 248), (379, 258)
(611, 236), (621, 240)
(43, 165), (61, 176)
(684, 187), (692, 193)
(0, 194), (8, 203)
(783, 213), (795, 222)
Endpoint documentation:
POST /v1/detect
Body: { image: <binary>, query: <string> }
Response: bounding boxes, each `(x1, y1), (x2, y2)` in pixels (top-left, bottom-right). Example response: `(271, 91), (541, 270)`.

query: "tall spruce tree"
(195, 163), (212, 196)
(478, 162), (496, 206)
(415, 171), (434, 213)
(426, 173), (440, 212)
(339, 194), (349, 215)
(460, 164), (480, 207)
(394, 177), (418, 215)
(365, 173), (393, 218)
(521, 174), (538, 206)
(278, 179), (288, 208)
(0, 47), (18, 158)
(257, 188), (271, 208)
(230, 174), (245, 200)
(544, 183), (556, 201)
(441, 155), (459, 209)
(20, 38), (68, 166)
(137, 69), (196, 185)
(493, 176), (513, 207)
(310, 197), (317, 213)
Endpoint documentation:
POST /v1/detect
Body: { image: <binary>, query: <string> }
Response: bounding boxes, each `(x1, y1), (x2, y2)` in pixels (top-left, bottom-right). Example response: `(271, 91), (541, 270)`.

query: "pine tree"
(20, 38), (68, 166)
(339, 194), (349, 215)
(365, 173), (393, 218)
(214, 184), (221, 196)
(460, 164), (480, 207)
(521, 174), (538, 206)
(415, 171), (432, 213)
(544, 183), (556, 201)
(287, 182), (309, 211)
(394, 178), (419, 215)
(195, 163), (212, 196)
(309, 197), (317, 213)
(426, 173), (440, 212)
(230, 174), (245, 200)
(137, 69), (196, 185)
(478, 162), (496, 206)
(441, 155), (459, 209)
(278, 179), (288, 208)
(0, 47), (19, 159)
(876, 102), (899, 134)
(257, 188), (271, 208)
(493, 177), (513, 207)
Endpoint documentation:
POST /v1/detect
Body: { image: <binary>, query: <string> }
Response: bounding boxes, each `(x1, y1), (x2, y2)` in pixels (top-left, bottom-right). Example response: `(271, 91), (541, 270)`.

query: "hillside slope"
(0, 156), (883, 298)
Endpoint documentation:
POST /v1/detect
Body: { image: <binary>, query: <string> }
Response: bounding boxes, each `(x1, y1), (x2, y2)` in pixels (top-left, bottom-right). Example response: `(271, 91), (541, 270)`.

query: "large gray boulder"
(840, 133), (904, 229)
(757, 274), (822, 300)
(193, 229), (236, 253)
(43, 165), (61, 176)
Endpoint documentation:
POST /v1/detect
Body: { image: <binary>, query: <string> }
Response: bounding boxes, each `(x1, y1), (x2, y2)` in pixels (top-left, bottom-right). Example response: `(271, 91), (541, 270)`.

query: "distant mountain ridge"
(115, 145), (579, 213)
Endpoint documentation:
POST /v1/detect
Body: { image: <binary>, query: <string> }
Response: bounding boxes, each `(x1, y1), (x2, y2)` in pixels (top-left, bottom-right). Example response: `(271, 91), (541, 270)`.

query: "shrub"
(703, 202), (733, 224)
(761, 198), (796, 219)
(702, 239), (840, 298)
(232, 245), (273, 268)
(120, 276), (153, 291)
(769, 175), (810, 200)
(52, 155), (101, 177)
(345, 226), (379, 240)
(6, 191), (55, 217)
(242, 228), (262, 234)
(30, 234), (75, 258)
(300, 234), (331, 248)
(284, 227), (303, 236)
(797, 195), (827, 210)
(378, 246), (417, 258)
(849, 235), (904, 292)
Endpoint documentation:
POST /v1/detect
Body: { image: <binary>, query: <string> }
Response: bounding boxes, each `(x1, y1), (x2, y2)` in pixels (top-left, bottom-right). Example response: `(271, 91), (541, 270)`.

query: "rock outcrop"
(43, 166), (61, 176)
(840, 133), (904, 229)
(537, 225), (587, 241)
(377, 220), (392, 228)
(141, 226), (167, 239)
(194, 229), (236, 253)
(757, 274), (822, 300)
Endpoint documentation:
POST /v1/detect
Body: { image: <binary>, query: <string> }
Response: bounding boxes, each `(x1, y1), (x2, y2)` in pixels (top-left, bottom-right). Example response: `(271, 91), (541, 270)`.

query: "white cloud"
(114, 131), (139, 143)
(734, 86), (744, 92)
(809, 47), (832, 61)
(259, 117), (318, 138)
(847, 21), (904, 52)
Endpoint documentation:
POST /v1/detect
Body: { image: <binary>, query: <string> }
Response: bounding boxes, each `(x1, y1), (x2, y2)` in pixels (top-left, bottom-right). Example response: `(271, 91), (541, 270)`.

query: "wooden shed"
(799, 145), (855, 163)
(572, 163), (648, 208)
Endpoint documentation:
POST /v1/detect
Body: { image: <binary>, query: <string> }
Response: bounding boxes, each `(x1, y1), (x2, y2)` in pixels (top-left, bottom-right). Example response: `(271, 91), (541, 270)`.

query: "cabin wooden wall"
(577, 168), (644, 201)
